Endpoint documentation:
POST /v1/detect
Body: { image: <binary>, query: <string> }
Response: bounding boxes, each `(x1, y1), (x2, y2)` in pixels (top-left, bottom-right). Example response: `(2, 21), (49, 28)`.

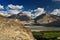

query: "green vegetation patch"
(32, 31), (60, 39)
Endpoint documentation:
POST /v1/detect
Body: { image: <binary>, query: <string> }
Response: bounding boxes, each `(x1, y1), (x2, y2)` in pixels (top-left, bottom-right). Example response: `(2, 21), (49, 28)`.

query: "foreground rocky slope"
(0, 15), (34, 40)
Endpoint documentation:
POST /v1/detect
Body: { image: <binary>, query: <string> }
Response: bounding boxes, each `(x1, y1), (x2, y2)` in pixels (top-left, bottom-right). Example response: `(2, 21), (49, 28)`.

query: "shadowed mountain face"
(8, 13), (31, 21)
(45, 21), (60, 26)
(34, 13), (60, 26)
(0, 15), (34, 40)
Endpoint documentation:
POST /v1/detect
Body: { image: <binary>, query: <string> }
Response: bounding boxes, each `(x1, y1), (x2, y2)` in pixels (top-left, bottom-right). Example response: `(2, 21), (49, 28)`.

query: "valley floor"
(25, 25), (60, 31)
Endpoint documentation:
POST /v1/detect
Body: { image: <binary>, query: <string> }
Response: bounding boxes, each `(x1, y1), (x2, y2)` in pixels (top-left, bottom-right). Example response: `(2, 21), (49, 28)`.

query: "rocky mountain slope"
(8, 12), (31, 21)
(0, 15), (34, 40)
(8, 12), (32, 24)
(34, 13), (60, 26)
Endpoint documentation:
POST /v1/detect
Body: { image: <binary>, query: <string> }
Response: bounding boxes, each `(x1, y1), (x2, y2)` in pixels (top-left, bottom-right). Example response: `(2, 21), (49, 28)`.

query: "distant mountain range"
(8, 12), (33, 24)
(34, 13), (60, 26)
(8, 12), (31, 21)
(0, 12), (60, 26)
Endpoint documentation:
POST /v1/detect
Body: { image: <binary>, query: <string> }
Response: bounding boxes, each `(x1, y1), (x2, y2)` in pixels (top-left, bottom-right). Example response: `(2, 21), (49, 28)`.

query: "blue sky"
(0, 0), (60, 11)
(0, 0), (60, 18)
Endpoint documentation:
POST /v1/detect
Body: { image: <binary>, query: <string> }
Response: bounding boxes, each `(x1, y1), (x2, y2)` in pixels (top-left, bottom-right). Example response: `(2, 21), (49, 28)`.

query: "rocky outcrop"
(0, 15), (34, 40)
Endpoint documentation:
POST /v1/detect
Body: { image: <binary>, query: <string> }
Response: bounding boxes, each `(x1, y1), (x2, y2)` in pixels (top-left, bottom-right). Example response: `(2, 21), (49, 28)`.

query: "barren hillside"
(0, 15), (34, 40)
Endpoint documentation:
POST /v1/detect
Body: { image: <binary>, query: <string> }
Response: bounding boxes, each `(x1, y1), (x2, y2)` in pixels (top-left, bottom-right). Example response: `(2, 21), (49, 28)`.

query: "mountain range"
(0, 12), (60, 26)
(34, 13), (60, 26)
(8, 12), (31, 21)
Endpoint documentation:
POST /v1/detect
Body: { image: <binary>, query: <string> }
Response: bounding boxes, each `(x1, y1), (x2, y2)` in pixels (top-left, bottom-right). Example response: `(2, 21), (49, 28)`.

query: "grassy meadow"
(32, 31), (60, 40)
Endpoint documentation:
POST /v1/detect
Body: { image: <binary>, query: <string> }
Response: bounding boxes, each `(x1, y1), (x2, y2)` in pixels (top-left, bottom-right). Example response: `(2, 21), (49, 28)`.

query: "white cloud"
(0, 11), (11, 17)
(50, 9), (60, 16)
(8, 4), (23, 10)
(6, 4), (23, 14)
(0, 4), (46, 18)
(22, 11), (32, 17)
(34, 8), (46, 17)
(0, 5), (4, 9)
(22, 8), (46, 19)
(0, 4), (23, 16)
(0, 10), (21, 16)
(7, 10), (22, 14)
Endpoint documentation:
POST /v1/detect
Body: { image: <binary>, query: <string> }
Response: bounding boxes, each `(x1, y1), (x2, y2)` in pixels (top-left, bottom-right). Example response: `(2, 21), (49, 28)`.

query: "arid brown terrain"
(0, 15), (34, 40)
